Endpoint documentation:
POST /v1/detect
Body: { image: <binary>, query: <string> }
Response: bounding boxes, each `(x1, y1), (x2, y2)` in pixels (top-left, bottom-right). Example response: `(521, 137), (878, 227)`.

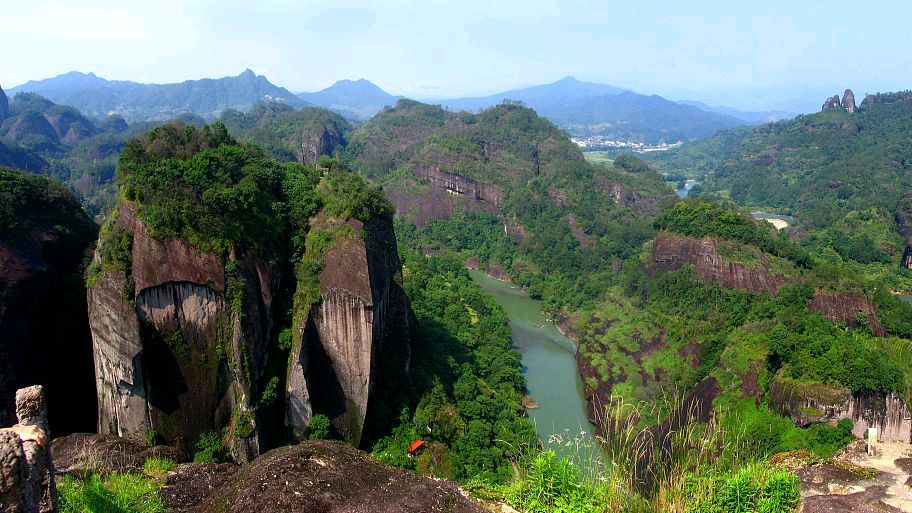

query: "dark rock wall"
(0, 209), (96, 435)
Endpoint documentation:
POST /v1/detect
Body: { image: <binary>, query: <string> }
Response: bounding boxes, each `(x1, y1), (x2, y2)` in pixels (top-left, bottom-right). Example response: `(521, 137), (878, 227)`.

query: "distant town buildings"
(570, 136), (683, 153)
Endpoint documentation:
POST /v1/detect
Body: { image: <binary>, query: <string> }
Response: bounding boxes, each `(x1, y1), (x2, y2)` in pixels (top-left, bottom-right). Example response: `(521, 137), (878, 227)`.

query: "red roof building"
(407, 439), (427, 455)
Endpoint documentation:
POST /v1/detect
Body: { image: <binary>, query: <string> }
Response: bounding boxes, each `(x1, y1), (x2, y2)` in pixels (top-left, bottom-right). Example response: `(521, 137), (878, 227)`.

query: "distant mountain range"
(8, 70), (307, 122)
(7, 71), (797, 144)
(297, 79), (402, 122)
(678, 100), (795, 124)
(435, 77), (748, 143)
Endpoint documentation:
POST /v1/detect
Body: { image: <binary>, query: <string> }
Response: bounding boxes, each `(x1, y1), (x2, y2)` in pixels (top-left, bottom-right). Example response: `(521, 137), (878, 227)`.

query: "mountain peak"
(239, 69), (257, 79)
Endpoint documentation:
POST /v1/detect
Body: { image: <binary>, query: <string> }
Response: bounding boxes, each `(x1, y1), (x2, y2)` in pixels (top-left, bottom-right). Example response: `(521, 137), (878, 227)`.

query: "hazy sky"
(2, 0), (910, 111)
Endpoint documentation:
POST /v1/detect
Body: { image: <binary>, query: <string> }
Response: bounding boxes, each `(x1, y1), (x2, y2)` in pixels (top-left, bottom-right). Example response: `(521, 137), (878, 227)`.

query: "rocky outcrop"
(90, 201), (410, 459)
(0, 170), (97, 434)
(89, 203), (273, 461)
(769, 378), (911, 441)
(287, 216), (409, 445)
(822, 95), (841, 110)
(384, 167), (502, 226)
(808, 291), (887, 336)
(299, 125), (343, 165)
(161, 441), (487, 513)
(51, 433), (183, 476)
(650, 233), (789, 294)
(0, 386), (57, 513)
(842, 89), (856, 113)
(595, 177), (658, 213)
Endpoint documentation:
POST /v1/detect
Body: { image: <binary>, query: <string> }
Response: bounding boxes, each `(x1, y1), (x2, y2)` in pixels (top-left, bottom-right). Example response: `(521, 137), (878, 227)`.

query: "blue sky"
(2, 0), (909, 111)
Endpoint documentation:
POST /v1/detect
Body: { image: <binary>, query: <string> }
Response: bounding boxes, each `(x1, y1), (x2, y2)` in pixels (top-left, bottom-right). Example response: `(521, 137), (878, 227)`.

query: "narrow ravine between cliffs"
(468, 270), (597, 457)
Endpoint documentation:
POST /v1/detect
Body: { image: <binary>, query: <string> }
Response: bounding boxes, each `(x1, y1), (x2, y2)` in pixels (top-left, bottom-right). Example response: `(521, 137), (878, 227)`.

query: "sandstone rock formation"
(286, 216), (410, 445)
(842, 89), (856, 113)
(89, 202), (410, 460)
(769, 378), (911, 442)
(650, 233), (789, 294)
(0, 386), (57, 513)
(595, 176), (658, 213)
(808, 291), (887, 336)
(822, 95), (841, 110)
(384, 165), (503, 226)
(0, 169), (98, 434)
(299, 124), (343, 165)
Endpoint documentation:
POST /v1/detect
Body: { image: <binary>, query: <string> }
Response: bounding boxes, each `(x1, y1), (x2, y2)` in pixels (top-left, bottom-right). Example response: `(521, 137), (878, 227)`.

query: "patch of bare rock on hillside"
(798, 440), (912, 513)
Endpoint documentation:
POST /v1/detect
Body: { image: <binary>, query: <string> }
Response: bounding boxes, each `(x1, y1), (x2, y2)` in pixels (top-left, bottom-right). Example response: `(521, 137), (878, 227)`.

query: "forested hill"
(8, 70), (306, 122)
(649, 90), (912, 269)
(654, 91), (912, 225)
(341, 99), (677, 310)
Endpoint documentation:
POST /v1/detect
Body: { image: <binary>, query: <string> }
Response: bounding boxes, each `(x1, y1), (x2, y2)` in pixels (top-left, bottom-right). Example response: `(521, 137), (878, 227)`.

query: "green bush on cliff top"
(116, 122), (392, 256)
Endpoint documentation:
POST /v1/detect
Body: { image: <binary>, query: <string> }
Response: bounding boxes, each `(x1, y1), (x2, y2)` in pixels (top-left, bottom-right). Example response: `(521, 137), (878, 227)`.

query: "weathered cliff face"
(650, 233), (789, 294)
(822, 95), (841, 111)
(384, 165), (503, 226)
(299, 125), (343, 165)
(842, 89), (856, 113)
(897, 192), (912, 269)
(90, 203), (280, 461)
(0, 173), (97, 435)
(286, 216), (410, 445)
(769, 378), (911, 442)
(595, 177), (658, 214)
(808, 291), (887, 337)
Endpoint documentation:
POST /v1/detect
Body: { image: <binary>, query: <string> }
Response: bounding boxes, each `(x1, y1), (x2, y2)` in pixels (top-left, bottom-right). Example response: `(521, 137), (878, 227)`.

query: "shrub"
(308, 414), (332, 440)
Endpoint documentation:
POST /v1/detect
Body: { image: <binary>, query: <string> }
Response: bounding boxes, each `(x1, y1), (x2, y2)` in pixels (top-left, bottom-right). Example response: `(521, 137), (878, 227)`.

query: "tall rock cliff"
(87, 124), (409, 460)
(89, 203), (278, 461)
(0, 168), (98, 434)
(286, 215), (410, 445)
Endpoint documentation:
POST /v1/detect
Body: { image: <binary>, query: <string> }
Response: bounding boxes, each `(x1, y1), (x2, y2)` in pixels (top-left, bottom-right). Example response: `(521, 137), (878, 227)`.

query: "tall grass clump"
(497, 395), (802, 513)
(58, 472), (166, 513)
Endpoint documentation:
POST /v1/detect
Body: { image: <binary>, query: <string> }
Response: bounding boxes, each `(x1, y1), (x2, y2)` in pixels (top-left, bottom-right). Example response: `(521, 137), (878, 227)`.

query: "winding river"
(468, 270), (596, 451)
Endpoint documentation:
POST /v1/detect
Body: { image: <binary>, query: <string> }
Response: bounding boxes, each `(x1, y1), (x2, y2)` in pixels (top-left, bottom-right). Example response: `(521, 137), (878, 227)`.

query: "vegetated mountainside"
(437, 76), (744, 143)
(575, 200), (912, 456)
(297, 79), (403, 122)
(0, 91), (150, 216)
(220, 102), (351, 164)
(0, 168), (98, 434)
(342, 99), (677, 311)
(9, 70), (306, 122)
(86, 122), (410, 461)
(653, 90), (912, 273)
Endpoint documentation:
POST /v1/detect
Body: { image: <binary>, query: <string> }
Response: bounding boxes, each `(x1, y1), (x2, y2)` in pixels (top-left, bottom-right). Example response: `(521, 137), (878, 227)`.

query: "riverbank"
(468, 270), (595, 452)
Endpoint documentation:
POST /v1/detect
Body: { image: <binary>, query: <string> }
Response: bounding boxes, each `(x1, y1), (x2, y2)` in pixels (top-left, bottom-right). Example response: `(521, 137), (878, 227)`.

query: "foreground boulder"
(161, 441), (487, 513)
(0, 386), (56, 513)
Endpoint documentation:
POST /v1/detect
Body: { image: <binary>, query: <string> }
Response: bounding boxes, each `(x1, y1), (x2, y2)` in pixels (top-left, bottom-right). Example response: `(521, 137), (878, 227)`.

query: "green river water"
(901, 295), (912, 305)
(468, 270), (596, 450)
